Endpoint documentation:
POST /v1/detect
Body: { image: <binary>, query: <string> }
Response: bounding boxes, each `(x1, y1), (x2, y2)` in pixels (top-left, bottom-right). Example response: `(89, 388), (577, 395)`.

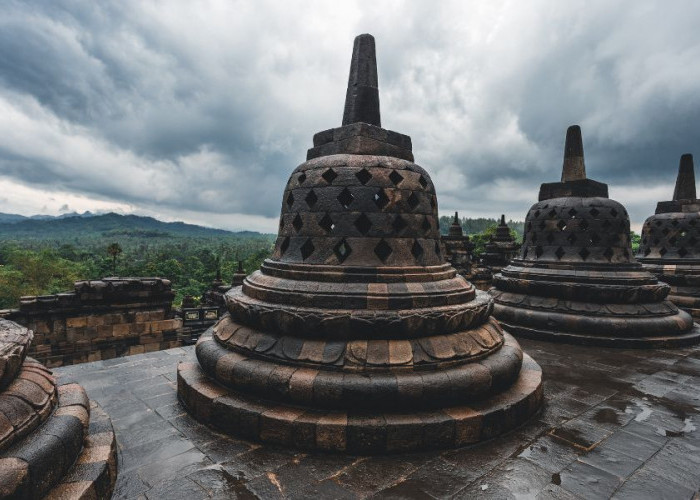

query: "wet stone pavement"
(53, 339), (700, 499)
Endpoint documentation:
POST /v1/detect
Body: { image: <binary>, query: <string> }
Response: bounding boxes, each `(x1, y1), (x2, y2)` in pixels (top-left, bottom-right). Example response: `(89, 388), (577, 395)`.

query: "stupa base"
(498, 320), (700, 348)
(0, 387), (117, 499)
(668, 293), (700, 320)
(177, 352), (542, 454)
(44, 402), (118, 500)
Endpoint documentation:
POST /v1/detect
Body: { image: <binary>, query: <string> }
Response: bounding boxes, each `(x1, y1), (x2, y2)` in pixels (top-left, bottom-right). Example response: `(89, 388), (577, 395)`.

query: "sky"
(1, 1), (699, 233)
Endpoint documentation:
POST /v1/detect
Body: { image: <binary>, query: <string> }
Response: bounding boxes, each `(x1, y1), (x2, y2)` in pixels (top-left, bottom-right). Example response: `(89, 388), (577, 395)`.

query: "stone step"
(0, 384), (116, 498)
(177, 353), (542, 454)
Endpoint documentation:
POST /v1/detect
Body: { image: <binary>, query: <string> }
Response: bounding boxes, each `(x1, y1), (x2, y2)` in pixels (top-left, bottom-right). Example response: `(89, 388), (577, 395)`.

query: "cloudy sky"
(1, 0), (699, 233)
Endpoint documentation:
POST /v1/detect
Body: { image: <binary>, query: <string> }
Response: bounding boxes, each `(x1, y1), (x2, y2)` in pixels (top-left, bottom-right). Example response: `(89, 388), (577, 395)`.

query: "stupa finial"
(342, 34), (380, 127)
(500, 214), (506, 226)
(673, 154), (696, 201)
(561, 125), (586, 182)
(453, 211), (459, 224)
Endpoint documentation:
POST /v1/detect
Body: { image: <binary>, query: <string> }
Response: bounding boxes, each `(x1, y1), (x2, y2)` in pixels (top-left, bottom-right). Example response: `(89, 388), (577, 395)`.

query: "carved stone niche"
(638, 154), (700, 319)
(178, 34), (543, 453)
(490, 126), (700, 348)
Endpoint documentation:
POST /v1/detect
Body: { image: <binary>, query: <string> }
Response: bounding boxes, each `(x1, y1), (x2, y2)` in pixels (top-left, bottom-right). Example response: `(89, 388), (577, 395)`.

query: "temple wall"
(0, 277), (183, 367)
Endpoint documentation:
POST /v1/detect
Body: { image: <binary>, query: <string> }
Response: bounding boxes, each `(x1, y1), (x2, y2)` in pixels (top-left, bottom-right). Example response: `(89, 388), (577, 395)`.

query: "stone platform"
(54, 339), (700, 499)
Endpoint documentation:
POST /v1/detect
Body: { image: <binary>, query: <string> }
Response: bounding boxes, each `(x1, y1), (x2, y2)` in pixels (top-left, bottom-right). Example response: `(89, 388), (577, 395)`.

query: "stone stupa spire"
(561, 125), (586, 182)
(673, 154), (696, 201)
(449, 211), (463, 237)
(342, 34), (380, 126)
(539, 125), (607, 201)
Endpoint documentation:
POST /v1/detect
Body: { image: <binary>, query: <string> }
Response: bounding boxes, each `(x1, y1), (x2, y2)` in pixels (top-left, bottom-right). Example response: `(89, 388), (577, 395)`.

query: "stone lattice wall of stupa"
(638, 154), (700, 318)
(178, 34), (543, 454)
(490, 126), (700, 348)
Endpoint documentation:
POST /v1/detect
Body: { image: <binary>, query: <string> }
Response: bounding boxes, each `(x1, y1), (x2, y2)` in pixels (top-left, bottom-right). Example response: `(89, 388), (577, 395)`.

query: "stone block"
(34, 321), (51, 335)
(66, 317), (88, 329)
(97, 326), (113, 338)
(144, 342), (160, 353)
(128, 345), (145, 355)
(86, 316), (104, 327)
(112, 324), (130, 338)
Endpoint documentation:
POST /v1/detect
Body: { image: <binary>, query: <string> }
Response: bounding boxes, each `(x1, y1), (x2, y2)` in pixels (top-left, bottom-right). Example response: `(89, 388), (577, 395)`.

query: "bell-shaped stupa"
(442, 211), (474, 275)
(483, 214), (520, 274)
(178, 34), (543, 453)
(638, 154), (700, 319)
(490, 126), (700, 347)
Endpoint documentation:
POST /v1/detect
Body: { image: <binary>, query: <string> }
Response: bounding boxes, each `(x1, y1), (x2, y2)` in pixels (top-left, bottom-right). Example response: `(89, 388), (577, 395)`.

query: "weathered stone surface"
(0, 318), (117, 498)
(178, 33), (542, 453)
(54, 340), (700, 498)
(491, 126), (700, 347)
(1, 277), (183, 367)
(342, 33), (380, 127)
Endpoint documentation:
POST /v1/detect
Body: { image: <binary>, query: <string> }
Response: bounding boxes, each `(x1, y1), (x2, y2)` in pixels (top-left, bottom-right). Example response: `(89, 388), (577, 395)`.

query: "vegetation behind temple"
(438, 216), (525, 239)
(0, 213), (275, 309)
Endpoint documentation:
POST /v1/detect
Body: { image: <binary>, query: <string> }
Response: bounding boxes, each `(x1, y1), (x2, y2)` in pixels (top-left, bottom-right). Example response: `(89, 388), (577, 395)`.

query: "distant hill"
(0, 212), (264, 240)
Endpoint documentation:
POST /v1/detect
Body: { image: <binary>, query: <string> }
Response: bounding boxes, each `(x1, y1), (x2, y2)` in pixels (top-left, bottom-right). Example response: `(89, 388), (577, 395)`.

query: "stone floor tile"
(396, 457), (475, 498)
(196, 436), (254, 463)
(137, 448), (212, 489)
(518, 434), (581, 474)
(333, 454), (425, 496)
(550, 419), (613, 451)
(558, 460), (622, 499)
(536, 483), (583, 500)
(577, 446), (644, 479)
(112, 469), (149, 499)
(144, 474), (208, 499)
(612, 467), (696, 500)
(601, 429), (667, 462)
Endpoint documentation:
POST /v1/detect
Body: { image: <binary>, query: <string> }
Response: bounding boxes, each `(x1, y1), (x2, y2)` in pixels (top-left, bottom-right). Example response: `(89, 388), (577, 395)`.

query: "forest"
(0, 213), (275, 309)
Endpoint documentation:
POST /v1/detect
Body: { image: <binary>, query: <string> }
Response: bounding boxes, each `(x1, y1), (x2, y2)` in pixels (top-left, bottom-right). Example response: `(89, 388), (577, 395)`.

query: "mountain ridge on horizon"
(0, 211), (271, 239)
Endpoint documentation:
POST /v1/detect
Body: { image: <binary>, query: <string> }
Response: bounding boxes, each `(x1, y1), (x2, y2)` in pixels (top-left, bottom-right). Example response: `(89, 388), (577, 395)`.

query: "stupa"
(482, 214), (520, 274)
(490, 126), (700, 347)
(442, 211), (474, 275)
(0, 319), (117, 497)
(178, 34), (543, 453)
(231, 260), (247, 287)
(638, 154), (700, 319)
(203, 262), (247, 309)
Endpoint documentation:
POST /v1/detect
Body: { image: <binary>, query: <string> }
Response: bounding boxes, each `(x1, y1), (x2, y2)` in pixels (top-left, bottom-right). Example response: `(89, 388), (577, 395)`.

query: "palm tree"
(106, 243), (123, 276)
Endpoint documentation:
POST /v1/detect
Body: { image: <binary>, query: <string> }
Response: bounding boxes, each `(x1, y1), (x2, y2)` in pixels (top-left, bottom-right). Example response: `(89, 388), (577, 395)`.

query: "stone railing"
(0, 277), (183, 367)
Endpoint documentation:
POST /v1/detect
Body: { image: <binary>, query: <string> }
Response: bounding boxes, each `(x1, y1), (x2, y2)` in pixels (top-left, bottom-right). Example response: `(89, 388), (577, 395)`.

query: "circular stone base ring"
(497, 319), (700, 348)
(176, 348), (543, 453)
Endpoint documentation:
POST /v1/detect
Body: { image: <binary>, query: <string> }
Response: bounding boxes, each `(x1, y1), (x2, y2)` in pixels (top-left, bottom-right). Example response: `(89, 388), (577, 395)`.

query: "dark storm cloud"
(0, 0), (699, 230)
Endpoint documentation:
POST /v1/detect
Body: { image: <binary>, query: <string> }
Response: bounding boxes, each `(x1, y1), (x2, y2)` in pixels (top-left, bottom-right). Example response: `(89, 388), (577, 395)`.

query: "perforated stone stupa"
(638, 154), (700, 319)
(178, 34), (543, 453)
(0, 319), (117, 497)
(442, 211), (474, 275)
(482, 214), (520, 274)
(490, 126), (700, 347)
